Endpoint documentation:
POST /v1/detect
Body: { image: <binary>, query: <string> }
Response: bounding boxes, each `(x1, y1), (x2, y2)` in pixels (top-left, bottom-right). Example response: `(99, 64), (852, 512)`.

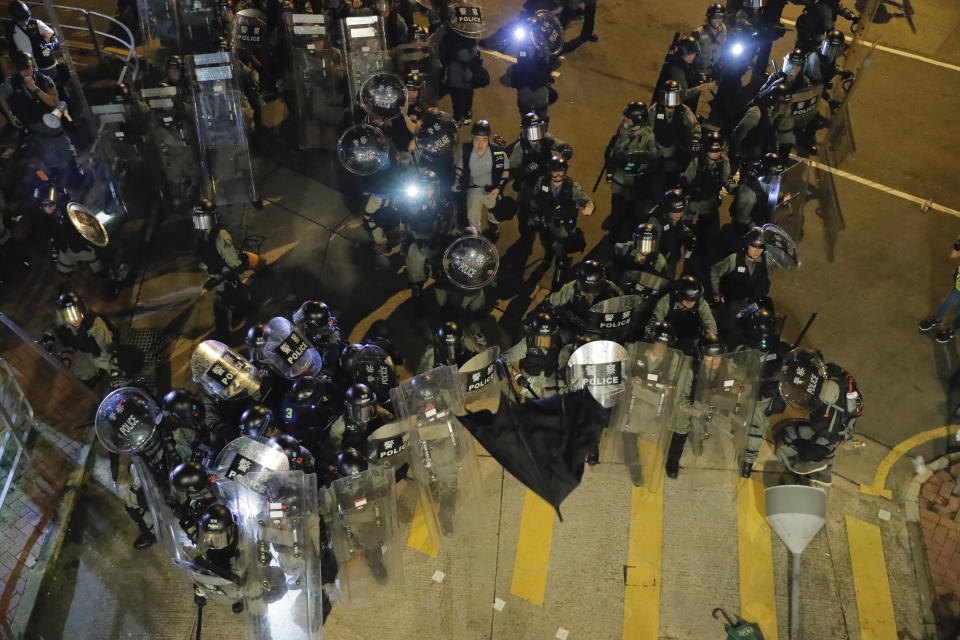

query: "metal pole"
(790, 552), (801, 639)
(81, 9), (104, 65)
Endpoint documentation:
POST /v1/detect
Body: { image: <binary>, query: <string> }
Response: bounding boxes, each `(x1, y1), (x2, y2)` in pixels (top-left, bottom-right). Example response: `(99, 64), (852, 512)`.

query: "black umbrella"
(458, 387), (610, 518)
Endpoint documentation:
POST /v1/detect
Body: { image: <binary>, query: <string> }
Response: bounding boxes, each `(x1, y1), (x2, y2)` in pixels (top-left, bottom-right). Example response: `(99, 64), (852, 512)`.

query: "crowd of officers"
(14, 0), (869, 626)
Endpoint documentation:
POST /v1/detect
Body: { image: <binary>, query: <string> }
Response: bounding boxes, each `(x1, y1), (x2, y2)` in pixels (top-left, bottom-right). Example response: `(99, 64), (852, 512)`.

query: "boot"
(739, 459), (753, 478)
(665, 432), (687, 479)
(125, 507), (157, 550)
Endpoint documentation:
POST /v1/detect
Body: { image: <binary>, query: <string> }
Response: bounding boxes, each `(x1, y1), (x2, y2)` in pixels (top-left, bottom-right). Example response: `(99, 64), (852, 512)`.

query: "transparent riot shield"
(321, 465), (402, 602)
(768, 159), (808, 242)
(617, 271), (672, 324)
(212, 435), (291, 482)
(527, 10), (564, 56)
(447, 1), (487, 39)
(392, 39), (442, 106)
(88, 98), (157, 217)
(605, 341), (687, 490)
(458, 347), (506, 413)
(341, 15), (389, 109)
(222, 471), (321, 639)
(566, 340), (630, 410)
(142, 85), (202, 210)
(759, 223), (801, 271)
(690, 349), (762, 472)
(366, 415), (415, 476)
(261, 317), (324, 380)
(391, 366), (482, 547)
(789, 83), (822, 132)
(188, 52), (258, 206)
(585, 296), (643, 342)
(137, 0), (181, 78)
(191, 340), (263, 402)
(178, 0), (220, 54)
(286, 13), (348, 149)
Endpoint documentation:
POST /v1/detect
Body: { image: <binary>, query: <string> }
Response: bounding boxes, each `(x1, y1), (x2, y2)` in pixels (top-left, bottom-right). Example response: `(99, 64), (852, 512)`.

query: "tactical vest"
(10, 20), (56, 69)
(741, 108), (781, 158)
(652, 104), (685, 148)
(743, 174), (773, 223)
(7, 76), (51, 126)
(665, 299), (703, 338)
(458, 142), (507, 190)
(54, 315), (104, 356)
(719, 251), (769, 301)
(689, 157), (725, 201)
(196, 225), (230, 276)
(516, 138), (555, 183)
(535, 176), (575, 220)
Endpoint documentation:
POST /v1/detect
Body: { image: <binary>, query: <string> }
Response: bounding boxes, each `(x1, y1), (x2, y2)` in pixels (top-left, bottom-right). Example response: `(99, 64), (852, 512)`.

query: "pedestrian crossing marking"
(846, 515), (899, 640)
(406, 498), (439, 558)
(622, 440), (664, 640)
(737, 477), (779, 640)
(509, 489), (556, 606)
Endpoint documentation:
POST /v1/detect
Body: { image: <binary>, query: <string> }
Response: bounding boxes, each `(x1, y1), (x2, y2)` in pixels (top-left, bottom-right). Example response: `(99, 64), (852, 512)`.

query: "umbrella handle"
(712, 608), (736, 626)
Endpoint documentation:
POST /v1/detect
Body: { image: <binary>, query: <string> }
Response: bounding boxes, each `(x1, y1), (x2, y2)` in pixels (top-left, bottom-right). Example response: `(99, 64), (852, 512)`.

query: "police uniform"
(548, 279), (623, 342)
(531, 174), (592, 262)
(647, 101), (700, 188)
(681, 153), (737, 228)
(692, 21), (728, 79)
(7, 72), (79, 181)
(606, 121), (658, 238)
(728, 169), (777, 228)
(508, 135), (571, 234)
(42, 201), (104, 278)
(710, 249), (776, 302)
(730, 103), (795, 165)
(197, 223), (247, 337)
(401, 195), (455, 295)
(503, 339), (566, 400)
(651, 293), (718, 353)
(47, 313), (116, 383)
(649, 209), (696, 277)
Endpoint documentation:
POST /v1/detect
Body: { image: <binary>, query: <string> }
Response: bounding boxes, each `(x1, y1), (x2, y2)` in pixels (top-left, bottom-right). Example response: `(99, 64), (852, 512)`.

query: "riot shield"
(690, 349), (762, 470)
(341, 15), (389, 109)
(358, 71), (407, 120)
(142, 85), (202, 210)
(391, 366), (482, 546)
(778, 347), (827, 411)
(789, 83), (822, 131)
(137, 0), (181, 79)
(617, 271), (672, 324)
(178, 0), (220, 54)
(527, 10), (564, 56)
(212, 435), (291, 483)
(286, 13), (347, 150)
(223, 471), (321, 639)
(322, 464), (402, 602)
(366, 415), (415, 476)
(191, 340), (263, 402)
(759, 223), (801, 270)
(585, 296), (644, 342)
(414, 110), (458, 162)
(337, 123), (395, 176)
(442, 233), (499, 290)
(458, 347), (506, 413)
(393, 39), (442, 106)
(566, 340), (630, 410)
(447, 1), (487, 39)
(768, 159), (808, 242)
(188, 52), (257, 206)
(606, 341), (687, 490)
(261, 317), (324, 380)
(88, 98), (157, 216)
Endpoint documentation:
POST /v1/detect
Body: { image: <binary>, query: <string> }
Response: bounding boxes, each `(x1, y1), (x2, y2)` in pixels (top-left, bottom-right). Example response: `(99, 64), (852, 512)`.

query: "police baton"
(593, 132), (619, 192)
(790, 312), (817, 350)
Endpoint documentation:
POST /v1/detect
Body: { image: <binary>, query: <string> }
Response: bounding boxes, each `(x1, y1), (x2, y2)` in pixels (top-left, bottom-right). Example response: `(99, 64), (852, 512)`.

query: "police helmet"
(471, 119), (491, 137)
(162, 389), (205, 426)
(633, 223), (658, 254)
(699, 333), (725, 358)
(238, 405), (274, 437)
(9, 1), (30, 22)
(661, 79), (682, 108)
(745, 226), (766, 250)
(676, 274), (704, 302)
(664, 188), (687, 213)
(704, 130), (724, 154)
(192, 198), (217, 231)
(782, 48), (805, 75)
(56, 292), (85, 326)
(269, 434), (306, 469)
(549, 154), (568, 173)
(647, 320), (678, 347)
(521, 111), (547, 141)
(166, 55), (184, 71)
(676, 35), (700, 57)
(765, 83), (792, 106)
(169, 461), (209, 495)
(577, 260), (605, 295)
(820, 29), (845, 61)
(435, 322), (463, 365)
(293, 301), (332, 339)
(337, 447), (368, 476)
(199, 504), (236, 551)
(706, 2), (726, 19)
(527, 311), (558, 351)
(623, 101), (648, 126)
(245, 323), (267, 361)
(11, 50), (34, 72)
(405, 70), (424, 90)
(760, 152), (785, 178)
(345, 383), (378, 424)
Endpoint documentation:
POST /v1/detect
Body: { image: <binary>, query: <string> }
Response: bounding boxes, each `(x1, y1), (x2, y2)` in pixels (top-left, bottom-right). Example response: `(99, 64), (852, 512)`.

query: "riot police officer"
(729, 152), (786, 229)
(39, 293), (122, 385)
(163, 388), (222, 463)
(681, 130), (737, 245)
(279, 375), (342, 464)
(237, 404), (278, 439)
(194, 198), (252, 338)
(805, 29), (853, 110)
(293, 300), (344, 377)
(651, 274), (717, 354)
(648, 188), (697, 277)
(194, 503), (245, 604)
(331, 383), (389, 456)
(454, 119), (509, 236)
(508, 112), (573, 238)
(417, 321), (477, 373)
(503, 311), (566, 399)
(794, 0), (858, 53)
(648, 80), (701, 191)
(692, 3), (728, 80)
(548, 260), (623, 343)
(530, 155), (594, 287)
(658, 34), (716, 113)
(508, 31), (557, 118)
(169, 461), (218, 543)
(603, 101), (658, 240)
(730, 83), (794, 171)
(610, 223), (669, 284)
(710, 227), (776, 304)
(433, 226), (498, 346)
(269, 433), (316, 472)
(400, 168), (457, 301)
(733, 0), (788, 87)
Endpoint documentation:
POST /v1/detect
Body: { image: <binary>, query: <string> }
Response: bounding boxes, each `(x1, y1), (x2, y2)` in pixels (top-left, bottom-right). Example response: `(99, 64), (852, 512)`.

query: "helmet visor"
(820, 40), (842, 61)
(199, 526), (234, 552)
(347, 402), (376, 424)
(635, 235), (656, 254)
(523, 121), (546, 141)
(193, 213), (214, 231)
(59, 304), (84, 326)
(662, 89), (681, 108)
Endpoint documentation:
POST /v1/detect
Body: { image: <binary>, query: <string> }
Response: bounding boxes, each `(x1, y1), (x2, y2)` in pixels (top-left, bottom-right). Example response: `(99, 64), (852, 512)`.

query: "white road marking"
(793, 155), (960, 217)
(780, 19), (960, 72)
(480, 47), (562, 77)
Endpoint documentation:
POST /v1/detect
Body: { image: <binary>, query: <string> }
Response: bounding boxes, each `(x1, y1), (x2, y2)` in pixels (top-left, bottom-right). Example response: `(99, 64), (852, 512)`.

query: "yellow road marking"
(509, 489), (556, 606)
(406, 497), (439, 558)
(737, 477), (778, 640)
(846, 516), (899, 640)
(348, 284), (425, 343)
(859, 425), (956, 499)
(622, 441), (664, 640)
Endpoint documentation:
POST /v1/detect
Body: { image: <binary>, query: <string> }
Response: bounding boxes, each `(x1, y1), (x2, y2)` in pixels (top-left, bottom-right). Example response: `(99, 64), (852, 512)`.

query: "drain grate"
(117, 327), (168, 395)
